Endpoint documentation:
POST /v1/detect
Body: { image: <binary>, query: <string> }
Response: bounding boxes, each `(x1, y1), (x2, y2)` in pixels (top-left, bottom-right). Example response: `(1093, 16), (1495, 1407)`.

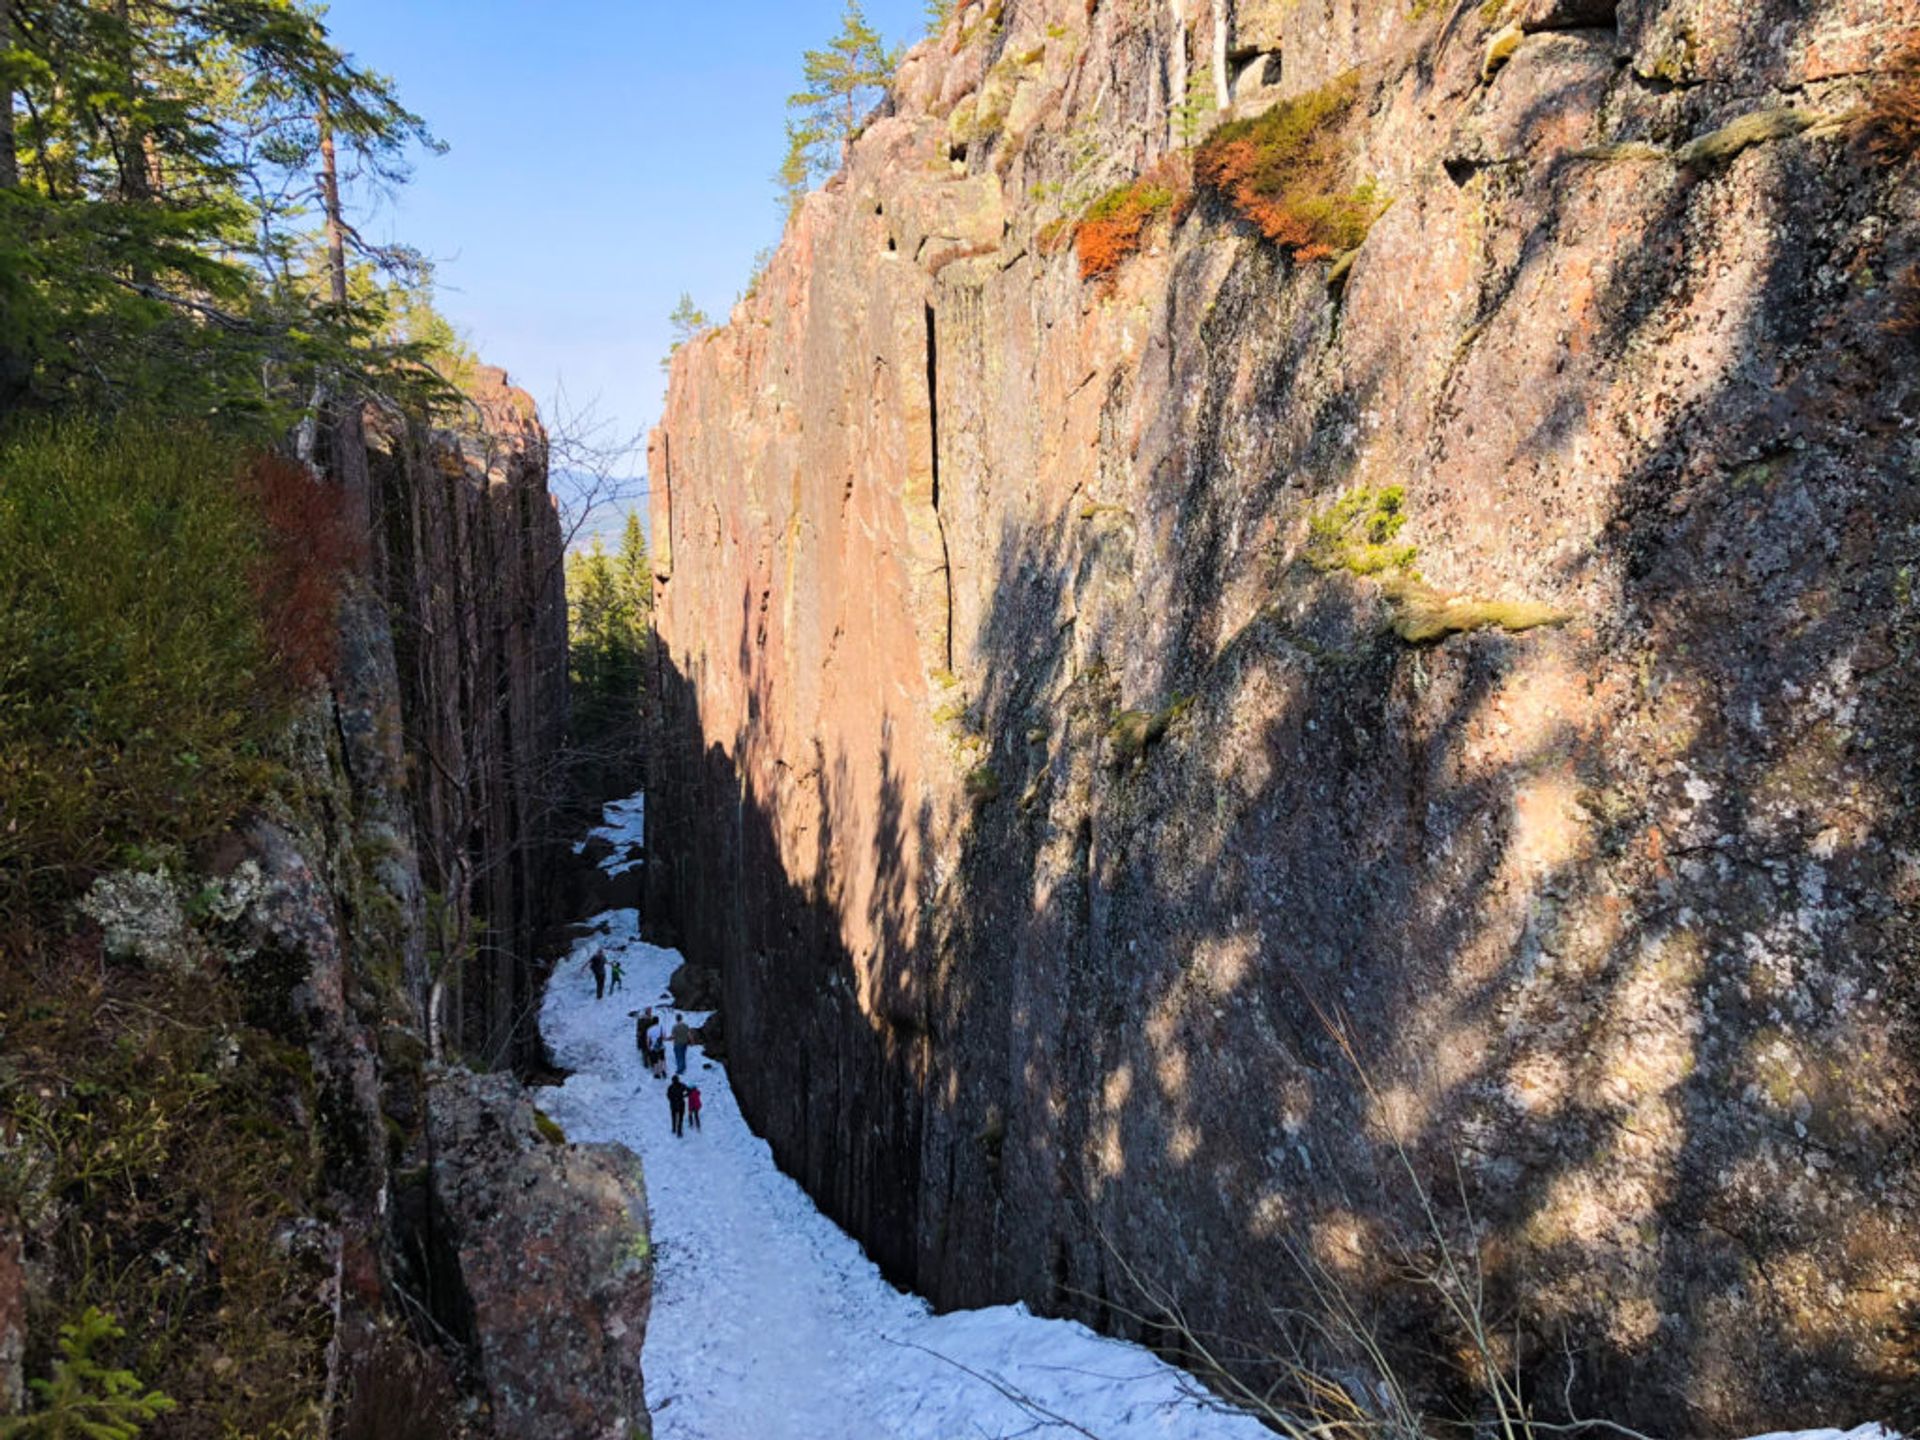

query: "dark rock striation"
(369, 366), (572, 1071)
(646, 0), (1920, 1428)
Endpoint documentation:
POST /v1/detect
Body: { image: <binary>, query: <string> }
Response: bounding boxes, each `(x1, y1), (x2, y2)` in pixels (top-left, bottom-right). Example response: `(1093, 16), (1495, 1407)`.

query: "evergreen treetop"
(778, 2), (895, 214)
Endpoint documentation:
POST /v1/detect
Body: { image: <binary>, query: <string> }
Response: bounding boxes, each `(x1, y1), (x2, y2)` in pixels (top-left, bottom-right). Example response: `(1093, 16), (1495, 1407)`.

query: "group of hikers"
(585, 949), (625, 998)
(586, 950), (704, 1139)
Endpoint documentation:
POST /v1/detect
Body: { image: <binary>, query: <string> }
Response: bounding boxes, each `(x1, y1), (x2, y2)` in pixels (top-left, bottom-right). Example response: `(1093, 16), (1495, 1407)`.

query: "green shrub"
(0, 417), (293, 913)
(964, 765), (1002, 803)
(1306, 486), (1419, 576)
(1107, 694), (1193, 767)
(1072, 172), (1185, 284)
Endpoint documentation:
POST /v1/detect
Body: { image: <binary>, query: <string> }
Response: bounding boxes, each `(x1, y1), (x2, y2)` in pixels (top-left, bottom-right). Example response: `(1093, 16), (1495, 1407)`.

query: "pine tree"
(0, 0), (440, 424)
(779, 2), (894, 212)
(668, 292), (711, 349)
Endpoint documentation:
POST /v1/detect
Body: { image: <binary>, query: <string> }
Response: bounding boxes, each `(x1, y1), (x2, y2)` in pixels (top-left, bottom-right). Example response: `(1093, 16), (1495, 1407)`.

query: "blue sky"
(321, 0), (930, 471)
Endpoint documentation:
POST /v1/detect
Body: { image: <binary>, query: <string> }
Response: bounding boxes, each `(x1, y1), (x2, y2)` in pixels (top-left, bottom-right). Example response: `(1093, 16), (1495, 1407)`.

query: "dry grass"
(1194, 72), (1385, 261)
(1890, 263), (1920, 341)
(0, 929), (338, 1439)
(1378, 576), (1572, 643)
(339, 1332), (467, 1440)
(1302, 487), (1571, 642)
(1860, 38), (1920, 163)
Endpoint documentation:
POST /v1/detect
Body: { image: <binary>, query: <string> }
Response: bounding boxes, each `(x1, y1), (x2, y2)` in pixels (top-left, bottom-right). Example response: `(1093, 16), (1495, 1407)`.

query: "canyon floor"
(539, 796), (1908, 1440)
(538, 794), (1276, 1440)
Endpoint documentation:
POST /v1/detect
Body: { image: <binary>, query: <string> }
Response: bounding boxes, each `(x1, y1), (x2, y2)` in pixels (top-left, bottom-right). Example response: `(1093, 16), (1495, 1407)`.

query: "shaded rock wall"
(371, 367), (572, 1071)
(647, 0), (1920, 1428)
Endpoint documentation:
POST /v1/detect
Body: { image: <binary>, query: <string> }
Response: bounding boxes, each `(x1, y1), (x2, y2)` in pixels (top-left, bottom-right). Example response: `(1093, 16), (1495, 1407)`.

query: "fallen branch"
(877, 1334), (1110, 1440)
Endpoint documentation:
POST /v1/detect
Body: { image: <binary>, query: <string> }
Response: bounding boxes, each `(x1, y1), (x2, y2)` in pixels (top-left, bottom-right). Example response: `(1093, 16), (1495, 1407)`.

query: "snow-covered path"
(539, 795), (1907, 1440)
(538, 799), (1277, 1440)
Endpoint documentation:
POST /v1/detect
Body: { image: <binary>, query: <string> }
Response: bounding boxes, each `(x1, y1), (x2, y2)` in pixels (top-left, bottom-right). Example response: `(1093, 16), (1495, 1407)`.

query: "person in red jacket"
(686, 1084), (703, 1131)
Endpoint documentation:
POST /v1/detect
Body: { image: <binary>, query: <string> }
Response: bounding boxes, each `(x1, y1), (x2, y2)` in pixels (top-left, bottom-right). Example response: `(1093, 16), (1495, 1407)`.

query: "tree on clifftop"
(779, 1), (893, 213)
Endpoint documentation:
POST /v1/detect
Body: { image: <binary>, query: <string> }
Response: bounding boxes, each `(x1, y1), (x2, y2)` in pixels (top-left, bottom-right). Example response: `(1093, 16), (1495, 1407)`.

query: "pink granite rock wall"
(648, 0), (1920, 1426)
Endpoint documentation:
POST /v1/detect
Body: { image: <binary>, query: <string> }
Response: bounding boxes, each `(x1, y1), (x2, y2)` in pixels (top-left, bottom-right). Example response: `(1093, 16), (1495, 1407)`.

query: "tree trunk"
(318, 96), (348, 311)
(1213, 0), (1230, 112)
(1168, 0), (1190, 150)
(0, 1), (18, 191)
(316, 96), (371, 537)
(113, 0), (150, 206)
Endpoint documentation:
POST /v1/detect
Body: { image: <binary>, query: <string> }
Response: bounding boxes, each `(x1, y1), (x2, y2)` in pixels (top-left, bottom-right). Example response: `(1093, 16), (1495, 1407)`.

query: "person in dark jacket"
(635, 1008), (655, 1062)
(671, 1013), (693, 1075)
(586, 950), (607, 1000)
(666, 1076), (688, 1137)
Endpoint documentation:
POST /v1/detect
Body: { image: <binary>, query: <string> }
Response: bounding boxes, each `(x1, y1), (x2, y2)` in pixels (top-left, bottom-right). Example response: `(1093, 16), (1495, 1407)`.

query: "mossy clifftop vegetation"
(0, 419), (358, 921)
(1194, 73), (1386, 261)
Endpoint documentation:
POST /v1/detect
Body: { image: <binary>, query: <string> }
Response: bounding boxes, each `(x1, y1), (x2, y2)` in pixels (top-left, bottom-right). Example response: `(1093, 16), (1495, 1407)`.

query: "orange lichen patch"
(1070, 161), (1189, 284)
(1194, 71), (1385, 260)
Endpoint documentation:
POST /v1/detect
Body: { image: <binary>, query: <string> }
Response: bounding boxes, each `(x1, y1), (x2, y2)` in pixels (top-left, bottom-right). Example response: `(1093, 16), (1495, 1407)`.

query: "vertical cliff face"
(1, 377), (638, 1436)
(370, 367), (572, 1071)
(647, 0), (1920, 1426)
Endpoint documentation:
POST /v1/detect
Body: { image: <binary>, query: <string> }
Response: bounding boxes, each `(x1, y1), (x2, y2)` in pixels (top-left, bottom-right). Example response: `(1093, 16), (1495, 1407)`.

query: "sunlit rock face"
(426, 1069), (652, 1440)
(644, 0), (1920, 1426)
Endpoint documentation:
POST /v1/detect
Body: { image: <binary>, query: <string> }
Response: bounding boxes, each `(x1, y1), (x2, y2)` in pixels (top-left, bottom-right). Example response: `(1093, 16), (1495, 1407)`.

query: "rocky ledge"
(427, 1069), (653, 1440)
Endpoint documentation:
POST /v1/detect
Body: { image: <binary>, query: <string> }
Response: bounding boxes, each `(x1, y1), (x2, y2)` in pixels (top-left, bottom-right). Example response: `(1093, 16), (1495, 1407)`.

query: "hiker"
(671, 1013), (693, 1075)
(635, 1008), (654, 1062)
(686, 1084), (703, 1131)
(667, 1075), (687, 1137)
(609, 959), (625, 993)
(645, 1013), (666, 1075)
(586, 950), (607, 1001)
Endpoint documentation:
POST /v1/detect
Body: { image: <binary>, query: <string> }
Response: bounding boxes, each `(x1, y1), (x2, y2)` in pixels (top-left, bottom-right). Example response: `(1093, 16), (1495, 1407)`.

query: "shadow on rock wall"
(646, 32), (1920, 1436)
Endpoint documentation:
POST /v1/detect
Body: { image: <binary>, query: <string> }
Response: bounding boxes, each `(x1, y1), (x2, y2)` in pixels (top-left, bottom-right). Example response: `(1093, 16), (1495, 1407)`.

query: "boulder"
(692, 1008), (727, 1062)
(668, 961), (722, 1011)
(426, 1069), (650, 1440)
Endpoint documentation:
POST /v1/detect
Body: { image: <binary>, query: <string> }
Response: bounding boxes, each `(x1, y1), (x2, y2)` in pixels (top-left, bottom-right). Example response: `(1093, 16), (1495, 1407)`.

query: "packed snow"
(538, 798), (1274, 1440)
(539, 795), (1907, 1440)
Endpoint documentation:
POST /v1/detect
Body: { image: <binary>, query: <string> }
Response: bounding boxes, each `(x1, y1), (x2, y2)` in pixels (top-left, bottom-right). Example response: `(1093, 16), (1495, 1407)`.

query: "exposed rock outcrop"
(370, 367), (572, 1070)
(426, 1070), (652, 1440)
(2, 376), (628, 1437)
(668, 960), (722, 1011)
(647, 0), (1920, 1428)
